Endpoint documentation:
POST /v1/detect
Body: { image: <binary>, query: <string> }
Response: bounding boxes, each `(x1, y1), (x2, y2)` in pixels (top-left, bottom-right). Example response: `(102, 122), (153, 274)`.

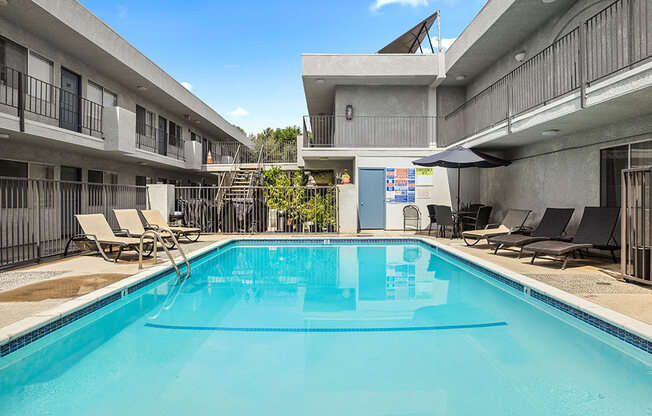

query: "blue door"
(358, 168), (386, 229)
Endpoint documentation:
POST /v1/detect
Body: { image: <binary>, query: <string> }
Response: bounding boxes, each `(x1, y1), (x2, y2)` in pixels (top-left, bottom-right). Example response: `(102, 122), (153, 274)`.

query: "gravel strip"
(0, 271), (68, 293)
(526, 273), (652, 295)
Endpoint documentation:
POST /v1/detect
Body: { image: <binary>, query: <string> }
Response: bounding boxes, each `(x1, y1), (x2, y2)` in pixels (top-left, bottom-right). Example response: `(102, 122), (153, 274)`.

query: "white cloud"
(419, 37), (457, 52)
(371, 0), (428, 11)
(181, 82), (193, 91)
(117, 5), (128, 19)
(229, 107), (249, 117)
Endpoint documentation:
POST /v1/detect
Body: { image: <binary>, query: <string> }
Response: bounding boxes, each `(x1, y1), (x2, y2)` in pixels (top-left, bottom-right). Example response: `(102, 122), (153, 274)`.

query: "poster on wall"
(415, 168), (434, 186)
(386, 168), (415, 203)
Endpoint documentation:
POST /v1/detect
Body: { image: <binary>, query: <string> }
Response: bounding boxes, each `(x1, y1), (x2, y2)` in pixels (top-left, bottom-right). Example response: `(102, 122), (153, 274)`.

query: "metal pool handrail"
(138, 229), (191, 280)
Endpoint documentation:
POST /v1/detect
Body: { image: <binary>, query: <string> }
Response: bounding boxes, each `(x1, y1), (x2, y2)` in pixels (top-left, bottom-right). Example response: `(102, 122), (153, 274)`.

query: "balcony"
(135, 127), (186, 161)
(206, 141), (297, 165)
(0, 64), (102, 137)
(440, 0), (652, 147)
(302, 115), (436, 148)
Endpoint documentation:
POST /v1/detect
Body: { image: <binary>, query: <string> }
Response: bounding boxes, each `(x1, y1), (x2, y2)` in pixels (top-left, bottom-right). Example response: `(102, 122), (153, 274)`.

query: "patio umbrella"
(412, 146), (511, 212)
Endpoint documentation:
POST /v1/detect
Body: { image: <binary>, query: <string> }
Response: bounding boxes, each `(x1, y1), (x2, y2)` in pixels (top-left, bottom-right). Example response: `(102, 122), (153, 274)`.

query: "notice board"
(386, 168), (415, 203)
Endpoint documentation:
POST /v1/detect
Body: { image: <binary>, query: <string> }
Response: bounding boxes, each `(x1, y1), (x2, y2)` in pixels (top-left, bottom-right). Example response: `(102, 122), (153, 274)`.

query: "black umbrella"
(412, 146), (511, 212)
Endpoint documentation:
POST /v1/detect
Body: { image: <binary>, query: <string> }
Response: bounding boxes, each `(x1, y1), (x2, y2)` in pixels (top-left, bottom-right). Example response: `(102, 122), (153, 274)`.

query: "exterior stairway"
(223, 167), (259, 200)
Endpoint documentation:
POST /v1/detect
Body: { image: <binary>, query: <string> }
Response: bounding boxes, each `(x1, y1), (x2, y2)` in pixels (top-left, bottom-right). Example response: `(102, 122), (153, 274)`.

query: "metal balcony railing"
(302, 115), (436, 148)
(206, 142), (297, 165)
(0, 64), (103, 135)
(135, 127), (186, 161)
(440, 0), (652, 147)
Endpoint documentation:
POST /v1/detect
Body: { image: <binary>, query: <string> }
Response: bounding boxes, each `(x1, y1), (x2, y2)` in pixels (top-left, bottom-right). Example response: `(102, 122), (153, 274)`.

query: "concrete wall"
(464, 0), (611, 100)
(356, 155), (479, 230)
(0, 139), (217, 185)
(479, 113), (652, 233)
(0, 14), (228, 160)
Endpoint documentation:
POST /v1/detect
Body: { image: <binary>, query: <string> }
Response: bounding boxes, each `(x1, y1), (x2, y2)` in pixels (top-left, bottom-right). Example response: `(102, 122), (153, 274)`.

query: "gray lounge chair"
(462, 209), (531, 246)
(522, 206), (620, 269)
(488, 208), (574, 256)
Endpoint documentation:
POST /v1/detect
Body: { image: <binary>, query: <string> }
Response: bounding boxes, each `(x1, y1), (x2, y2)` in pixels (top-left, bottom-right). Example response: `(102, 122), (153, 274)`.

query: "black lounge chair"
(462, 209), (531, 246)
(488, 208), (575, 256)
(522, 206), (620, 269)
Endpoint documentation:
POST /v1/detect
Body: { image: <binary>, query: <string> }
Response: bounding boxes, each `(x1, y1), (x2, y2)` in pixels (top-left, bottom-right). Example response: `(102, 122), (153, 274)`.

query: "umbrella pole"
(457, 167), (461, 213)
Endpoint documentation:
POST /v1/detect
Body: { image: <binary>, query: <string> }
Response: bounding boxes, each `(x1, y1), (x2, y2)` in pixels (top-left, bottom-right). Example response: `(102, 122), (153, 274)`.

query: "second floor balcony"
(440, 0), (652, 147)
(136, 126), (186, 161)
(302, 115), (436, 148)
(0, 64), (103, 137)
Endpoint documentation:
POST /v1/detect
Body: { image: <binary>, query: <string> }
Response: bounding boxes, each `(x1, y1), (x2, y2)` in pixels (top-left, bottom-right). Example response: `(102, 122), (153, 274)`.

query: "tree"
(251, 126), (301, 163)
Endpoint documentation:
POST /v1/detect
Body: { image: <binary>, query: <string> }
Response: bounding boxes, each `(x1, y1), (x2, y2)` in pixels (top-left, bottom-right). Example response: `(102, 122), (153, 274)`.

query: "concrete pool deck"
(0, 232), (650, 330)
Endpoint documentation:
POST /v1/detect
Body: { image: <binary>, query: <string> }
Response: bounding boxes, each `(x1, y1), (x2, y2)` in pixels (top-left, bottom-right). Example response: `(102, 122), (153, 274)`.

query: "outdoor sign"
(415, 168), (434, 186)
(386, 168), (415, 203)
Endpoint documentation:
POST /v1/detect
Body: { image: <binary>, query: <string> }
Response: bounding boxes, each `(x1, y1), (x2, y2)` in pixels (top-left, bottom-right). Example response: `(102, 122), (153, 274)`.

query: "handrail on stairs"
(138, 229), (191, 280)
(214, 144), (241, 209)
(247, 144), (265, 198)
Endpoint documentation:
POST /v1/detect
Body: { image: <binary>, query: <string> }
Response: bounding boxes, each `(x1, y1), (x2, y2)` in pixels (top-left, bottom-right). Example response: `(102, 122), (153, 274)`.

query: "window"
(87, 81), (103, 106)
(28, 53), (53, 101)
(169, 121), (182, 147)
(0, 37), (27, 77)
(600, 139), (652, 208)
(0, 159), (28, 208)
(136, 105), (146, 136)
(103, 89), (117, 107)
(88, 169), (104, 206)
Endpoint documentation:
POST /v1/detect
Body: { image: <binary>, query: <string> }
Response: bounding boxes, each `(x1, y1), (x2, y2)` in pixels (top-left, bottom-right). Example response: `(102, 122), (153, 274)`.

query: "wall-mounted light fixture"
(515, 51), (526, 63)
(541, 129), (559, 136)
(137, 85), (147, 91)
(345, 105), (353, 120)
(455, 75), (466, 81)
(0, 133), (9, 139)
(315, 78), (325, 84)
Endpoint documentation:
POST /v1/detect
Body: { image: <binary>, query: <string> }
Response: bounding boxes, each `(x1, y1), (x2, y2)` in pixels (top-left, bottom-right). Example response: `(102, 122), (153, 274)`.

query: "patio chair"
(114, 209), (176, 249)
(488, 208), (574, 256)
(460, 204), (485, 230)
(460, 205), (492, 232)
(461, 209), (531, 246)
(522, 206), (620, 269)
(434, 205), (454, 238)
(141, 209), (201, 242)
(426, 204), (437, 235)
(64, 214), (155, 262)
(403, 205), (421, 232)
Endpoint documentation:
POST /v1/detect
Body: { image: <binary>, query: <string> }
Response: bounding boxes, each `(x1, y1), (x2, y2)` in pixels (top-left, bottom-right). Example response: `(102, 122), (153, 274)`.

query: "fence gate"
(622, 167), (652, 285)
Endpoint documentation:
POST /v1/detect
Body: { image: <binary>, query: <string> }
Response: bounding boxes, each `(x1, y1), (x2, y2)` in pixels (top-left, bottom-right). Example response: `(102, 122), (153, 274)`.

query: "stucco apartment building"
(300, 0), (652, 233)
(0, 0), (250, 188)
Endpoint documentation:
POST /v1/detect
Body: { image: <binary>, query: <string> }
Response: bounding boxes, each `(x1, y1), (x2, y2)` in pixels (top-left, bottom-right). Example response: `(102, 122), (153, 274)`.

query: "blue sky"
(80, 0), (485, 136)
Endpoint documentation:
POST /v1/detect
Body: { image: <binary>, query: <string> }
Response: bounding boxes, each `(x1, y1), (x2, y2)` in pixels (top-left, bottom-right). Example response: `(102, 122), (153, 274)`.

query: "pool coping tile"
(1, 236), (651, 358)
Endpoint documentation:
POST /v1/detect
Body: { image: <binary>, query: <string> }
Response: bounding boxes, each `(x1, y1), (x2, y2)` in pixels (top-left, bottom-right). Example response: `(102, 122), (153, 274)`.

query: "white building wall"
(356, 155), (479, 230)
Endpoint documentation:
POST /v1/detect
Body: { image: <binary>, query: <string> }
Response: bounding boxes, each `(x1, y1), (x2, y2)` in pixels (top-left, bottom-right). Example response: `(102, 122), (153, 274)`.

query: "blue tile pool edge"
(0, 237), (651, 358)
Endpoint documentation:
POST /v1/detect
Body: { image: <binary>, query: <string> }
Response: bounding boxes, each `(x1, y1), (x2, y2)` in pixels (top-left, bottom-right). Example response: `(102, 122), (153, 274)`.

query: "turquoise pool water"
(0, 240), (651, 415)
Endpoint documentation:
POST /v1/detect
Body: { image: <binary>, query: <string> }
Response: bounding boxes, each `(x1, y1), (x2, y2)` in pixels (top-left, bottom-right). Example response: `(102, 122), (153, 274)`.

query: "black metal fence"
(175, 186), (338, 234)
(0, 64), (103, 135)
(135, 128), (186, 161)
(621, 167), (652, 285)
(440, 0), (652, 147)
(206, 142), (297, 165)
(0, 177), (147, 269)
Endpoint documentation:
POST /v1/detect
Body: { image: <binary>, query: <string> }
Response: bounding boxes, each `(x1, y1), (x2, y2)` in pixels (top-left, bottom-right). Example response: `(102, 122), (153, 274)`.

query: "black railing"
(0, 64), (103, 135)
(440, 0), (652, 147)
(135, 128), (186, 161)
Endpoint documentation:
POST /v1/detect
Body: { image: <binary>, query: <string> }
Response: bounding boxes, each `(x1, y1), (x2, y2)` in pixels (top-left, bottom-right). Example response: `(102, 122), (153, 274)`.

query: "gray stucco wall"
(332, 85), (429, 147)
(479, 113), (652, 233)
(464, 0), (612, 100)
(0, 140), (218, 185)
(0, 15), (223, 154)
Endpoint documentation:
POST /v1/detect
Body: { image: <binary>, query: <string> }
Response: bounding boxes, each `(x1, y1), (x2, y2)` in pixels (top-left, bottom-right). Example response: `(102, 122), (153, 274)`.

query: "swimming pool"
(0, 239), (651, 415)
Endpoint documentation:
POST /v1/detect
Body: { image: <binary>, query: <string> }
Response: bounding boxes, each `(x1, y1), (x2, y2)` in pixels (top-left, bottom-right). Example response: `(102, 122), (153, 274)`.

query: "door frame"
(59, 67), (81, 132)
(358, 167), (386, 230)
